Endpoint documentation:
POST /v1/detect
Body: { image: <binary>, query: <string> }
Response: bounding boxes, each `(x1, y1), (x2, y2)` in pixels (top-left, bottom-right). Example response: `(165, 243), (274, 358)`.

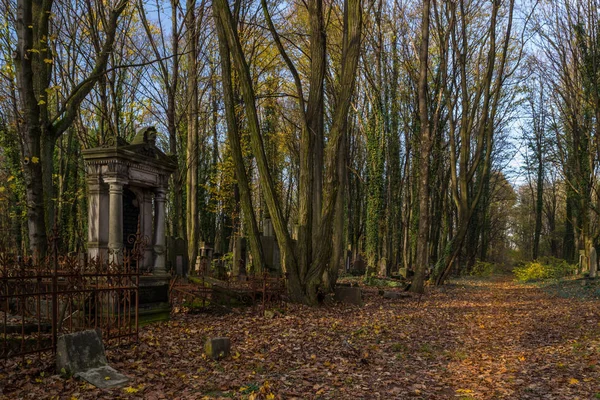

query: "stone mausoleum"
(82, 127), (177, 323)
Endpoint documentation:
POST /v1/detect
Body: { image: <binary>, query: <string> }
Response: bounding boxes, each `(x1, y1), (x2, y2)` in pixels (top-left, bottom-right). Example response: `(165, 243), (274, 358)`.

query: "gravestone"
(168, 237), (188, 276)
(378, 257), (388, 277)
(199, 242), (213, 275)
(382, 291), (410, 300)
(345, 249), (352, 272)
(56, 330), (129, 389)
(204, 337), (231, 360)
(334, 286), (363, 306)
(213, 254), (227, 280)
(261, 236), (281, 275)
(590, 247), (597, 278)
(350, 256), (366, 276)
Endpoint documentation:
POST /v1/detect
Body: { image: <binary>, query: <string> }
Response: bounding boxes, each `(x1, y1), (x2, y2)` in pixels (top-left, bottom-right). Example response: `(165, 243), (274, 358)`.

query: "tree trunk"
(410, 0), (432, 294)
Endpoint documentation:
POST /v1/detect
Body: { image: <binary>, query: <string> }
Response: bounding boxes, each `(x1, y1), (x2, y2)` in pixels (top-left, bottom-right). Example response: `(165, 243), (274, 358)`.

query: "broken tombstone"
(205, 337), (231, 360)
(334, 286), (363, 306)
(56, 329), (130, 389)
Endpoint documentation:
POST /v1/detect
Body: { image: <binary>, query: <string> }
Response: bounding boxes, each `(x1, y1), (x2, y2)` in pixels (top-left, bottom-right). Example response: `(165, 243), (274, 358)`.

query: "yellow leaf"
(232, 351), (240, 360)
(266, 394), (275, 400)
(7, 175), (14, 182)
(0, 187), (5, 193)
(43, 58), (53, 64)
(569, 378), (579, 385)
(31, 156), (39, 164)
(123, 386), (139, 393)
(456, 388), (473, 393)
(104, 376), (111, 380)
(518, 356), (525, 362)
(37, 100), (45, 105)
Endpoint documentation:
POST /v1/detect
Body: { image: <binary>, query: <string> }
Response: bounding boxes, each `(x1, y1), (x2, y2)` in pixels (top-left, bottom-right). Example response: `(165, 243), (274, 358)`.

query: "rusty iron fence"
(170, 272), (286, 314)
(0, 227), (143, 363)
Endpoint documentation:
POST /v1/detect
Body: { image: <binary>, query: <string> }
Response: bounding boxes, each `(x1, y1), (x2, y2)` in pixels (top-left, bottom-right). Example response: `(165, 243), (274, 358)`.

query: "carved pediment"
(83, 126), (177, 176)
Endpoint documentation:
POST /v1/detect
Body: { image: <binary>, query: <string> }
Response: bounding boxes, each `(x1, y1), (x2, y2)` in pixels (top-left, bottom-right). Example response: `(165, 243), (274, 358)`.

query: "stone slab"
(382, 291), (410, 300)
(205, 337), (231, 360)
(56, 329), (107, 374)
(75, 365), (130, 389)
(56, 329), (130, 389)
(334, 286), (363, 306)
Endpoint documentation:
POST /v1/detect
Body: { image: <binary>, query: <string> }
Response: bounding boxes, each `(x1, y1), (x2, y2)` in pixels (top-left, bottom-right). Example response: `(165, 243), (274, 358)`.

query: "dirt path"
(3, 277), (600, 399)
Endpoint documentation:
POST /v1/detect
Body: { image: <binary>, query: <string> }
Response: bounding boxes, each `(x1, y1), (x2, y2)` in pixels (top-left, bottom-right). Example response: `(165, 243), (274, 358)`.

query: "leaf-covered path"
(3, 277), (600, 399)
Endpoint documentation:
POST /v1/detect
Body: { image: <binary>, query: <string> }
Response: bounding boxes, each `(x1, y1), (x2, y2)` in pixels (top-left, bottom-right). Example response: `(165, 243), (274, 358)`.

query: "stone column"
(86, 172), (108, 261)
(153, 188), (168, 276)
(107, 180), (124, 264)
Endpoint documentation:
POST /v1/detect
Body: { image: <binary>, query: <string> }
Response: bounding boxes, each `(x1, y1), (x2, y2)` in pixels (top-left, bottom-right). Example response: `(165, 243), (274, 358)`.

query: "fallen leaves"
(2, 277), (600, 399)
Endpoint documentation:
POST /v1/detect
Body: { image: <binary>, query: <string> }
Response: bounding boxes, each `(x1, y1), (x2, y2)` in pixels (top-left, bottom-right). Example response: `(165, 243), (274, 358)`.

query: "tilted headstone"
(590, 247), (597, 278)
(204, 337), (231, 360)
(56, 330), (130, 389)
(378, 257), (388, 277)
(334, 286), (363, 306)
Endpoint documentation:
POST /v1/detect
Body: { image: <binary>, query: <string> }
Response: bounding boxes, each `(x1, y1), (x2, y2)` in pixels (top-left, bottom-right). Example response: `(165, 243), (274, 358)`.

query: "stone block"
(205, 337), (231, 360)
(382, 291), (410, 300)
(56, 329), (130, 389)
(56, 329), (107, 374)
(334, 286), (363, 306)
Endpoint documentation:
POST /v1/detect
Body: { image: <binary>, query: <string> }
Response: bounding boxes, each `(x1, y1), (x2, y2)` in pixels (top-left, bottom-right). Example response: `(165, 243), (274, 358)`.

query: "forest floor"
(3, 275), (600, 399)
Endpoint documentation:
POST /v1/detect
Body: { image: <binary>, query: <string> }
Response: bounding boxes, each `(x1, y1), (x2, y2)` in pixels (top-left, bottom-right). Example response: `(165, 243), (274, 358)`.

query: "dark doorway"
(122, 188), (140, 254)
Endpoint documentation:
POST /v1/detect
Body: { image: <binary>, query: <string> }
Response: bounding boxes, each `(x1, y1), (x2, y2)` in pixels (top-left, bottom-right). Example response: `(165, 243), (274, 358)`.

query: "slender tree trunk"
(186, 0), (199, 269)
(410, 0), (432, 294)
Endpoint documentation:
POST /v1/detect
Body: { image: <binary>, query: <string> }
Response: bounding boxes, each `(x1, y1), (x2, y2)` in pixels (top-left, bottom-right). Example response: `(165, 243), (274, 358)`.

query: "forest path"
(402, 277), (600, 399)
(3, 277), (600, 399)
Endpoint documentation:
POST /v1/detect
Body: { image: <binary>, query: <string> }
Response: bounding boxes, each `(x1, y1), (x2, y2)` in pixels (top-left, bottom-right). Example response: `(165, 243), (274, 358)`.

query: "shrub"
(513, 257), (577, 282)
(469, 261), (497, 277)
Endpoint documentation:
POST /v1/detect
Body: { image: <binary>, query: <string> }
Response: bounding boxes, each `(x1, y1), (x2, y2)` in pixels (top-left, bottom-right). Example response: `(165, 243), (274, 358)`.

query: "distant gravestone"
(382, 291), (410, 300)
(378, 257), (388, 277)
(590, 247), (597, 278)
(351, 256), (366, 276)
(334, 286), (363, 306)
(56, 330), (130, 389)
(168, 237), (188, 276)
(204, 337), (231, 360)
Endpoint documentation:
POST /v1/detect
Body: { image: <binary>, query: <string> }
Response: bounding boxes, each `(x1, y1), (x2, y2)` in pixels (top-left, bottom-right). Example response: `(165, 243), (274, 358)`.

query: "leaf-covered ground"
(3, 276), (600, 399)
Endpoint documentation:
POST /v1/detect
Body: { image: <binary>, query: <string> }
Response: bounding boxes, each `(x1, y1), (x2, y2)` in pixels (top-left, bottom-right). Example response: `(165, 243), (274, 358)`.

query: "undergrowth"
(513, 256), (577, 282)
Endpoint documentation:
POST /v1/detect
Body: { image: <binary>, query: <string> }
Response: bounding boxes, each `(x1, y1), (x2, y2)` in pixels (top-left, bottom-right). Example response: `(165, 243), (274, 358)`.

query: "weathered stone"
(82, 126), (176, 273)
(334, 286), (363, 306)
(204, 337), (231, 360)
(350, 256), (366, 275)
(382, 291), (410, 300)
(378, 258), (388, 277)
(56, 329), (130, 389)
(168, 237), (188, 276)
